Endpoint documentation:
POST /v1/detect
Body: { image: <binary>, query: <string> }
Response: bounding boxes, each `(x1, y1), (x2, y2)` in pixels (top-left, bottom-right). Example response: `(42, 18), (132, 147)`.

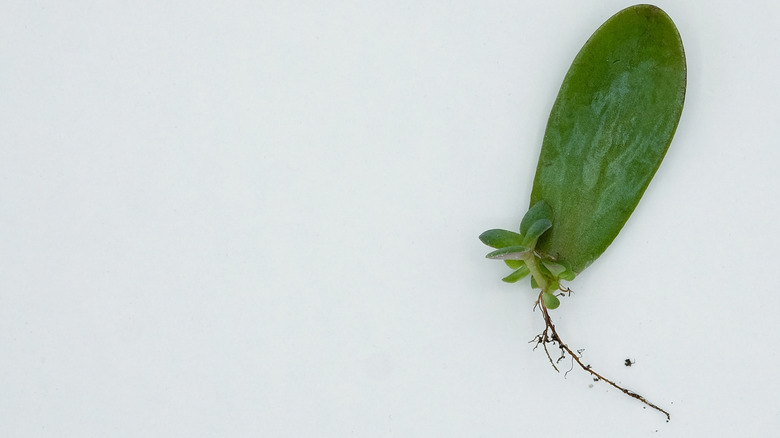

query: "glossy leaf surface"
(530, 4), (686, 274)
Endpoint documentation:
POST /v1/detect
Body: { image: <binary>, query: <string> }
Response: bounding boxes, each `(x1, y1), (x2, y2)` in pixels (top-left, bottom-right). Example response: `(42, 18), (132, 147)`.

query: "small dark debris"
(624, 358), (634, 367)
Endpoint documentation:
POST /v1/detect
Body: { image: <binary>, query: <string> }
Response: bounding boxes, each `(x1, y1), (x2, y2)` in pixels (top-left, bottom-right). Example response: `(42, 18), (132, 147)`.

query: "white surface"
(2, 1), (779, 436)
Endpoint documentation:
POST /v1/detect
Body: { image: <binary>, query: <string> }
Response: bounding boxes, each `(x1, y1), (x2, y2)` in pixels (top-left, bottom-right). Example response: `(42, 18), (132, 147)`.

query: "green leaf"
(502, 265), (530, 283)
(541, 260), (567, 278)
(558, 268), (576, 281)
(478, 229), (525, 249)
(542, 259), (575, 281)
(504, 260), (524, 269)
(529, 4), (686, 274)
(537, 261), (553, 278)
(519, 201), (553, 236)
(485, 245), (530, 260)
(542, 292), (560, 309)
(521, 218), (552, 247)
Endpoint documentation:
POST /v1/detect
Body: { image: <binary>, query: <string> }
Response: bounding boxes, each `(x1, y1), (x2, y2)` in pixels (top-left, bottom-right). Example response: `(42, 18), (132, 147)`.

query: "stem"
(533, 291), (671, 421)
(523, 253), (549, 292)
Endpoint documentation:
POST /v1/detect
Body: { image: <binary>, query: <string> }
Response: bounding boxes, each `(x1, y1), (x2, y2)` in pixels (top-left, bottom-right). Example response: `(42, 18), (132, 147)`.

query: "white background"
(2, 1), (778, 436)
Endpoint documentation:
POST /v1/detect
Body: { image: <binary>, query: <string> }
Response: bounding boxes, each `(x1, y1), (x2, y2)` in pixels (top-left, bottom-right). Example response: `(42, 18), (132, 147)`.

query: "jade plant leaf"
(541, 292), (560, 309)
(475, 5), (683, 419)
(504, 260), (524, 269)
(478, 229), (525, 249)
(530, 5), (686, 274)
(485, 245), (530, 260)
(519, 200), (553, 236)
(502, 265), (530, 283)
(521, 218), (552, 248)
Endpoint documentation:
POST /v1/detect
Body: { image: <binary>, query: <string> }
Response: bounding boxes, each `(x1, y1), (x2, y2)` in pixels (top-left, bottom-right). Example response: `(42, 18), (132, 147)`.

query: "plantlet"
(479, 4), (685, 420)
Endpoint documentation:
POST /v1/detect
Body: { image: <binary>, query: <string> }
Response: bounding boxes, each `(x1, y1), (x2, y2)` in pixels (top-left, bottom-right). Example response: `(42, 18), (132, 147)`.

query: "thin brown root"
(534, 291), (671, 422)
